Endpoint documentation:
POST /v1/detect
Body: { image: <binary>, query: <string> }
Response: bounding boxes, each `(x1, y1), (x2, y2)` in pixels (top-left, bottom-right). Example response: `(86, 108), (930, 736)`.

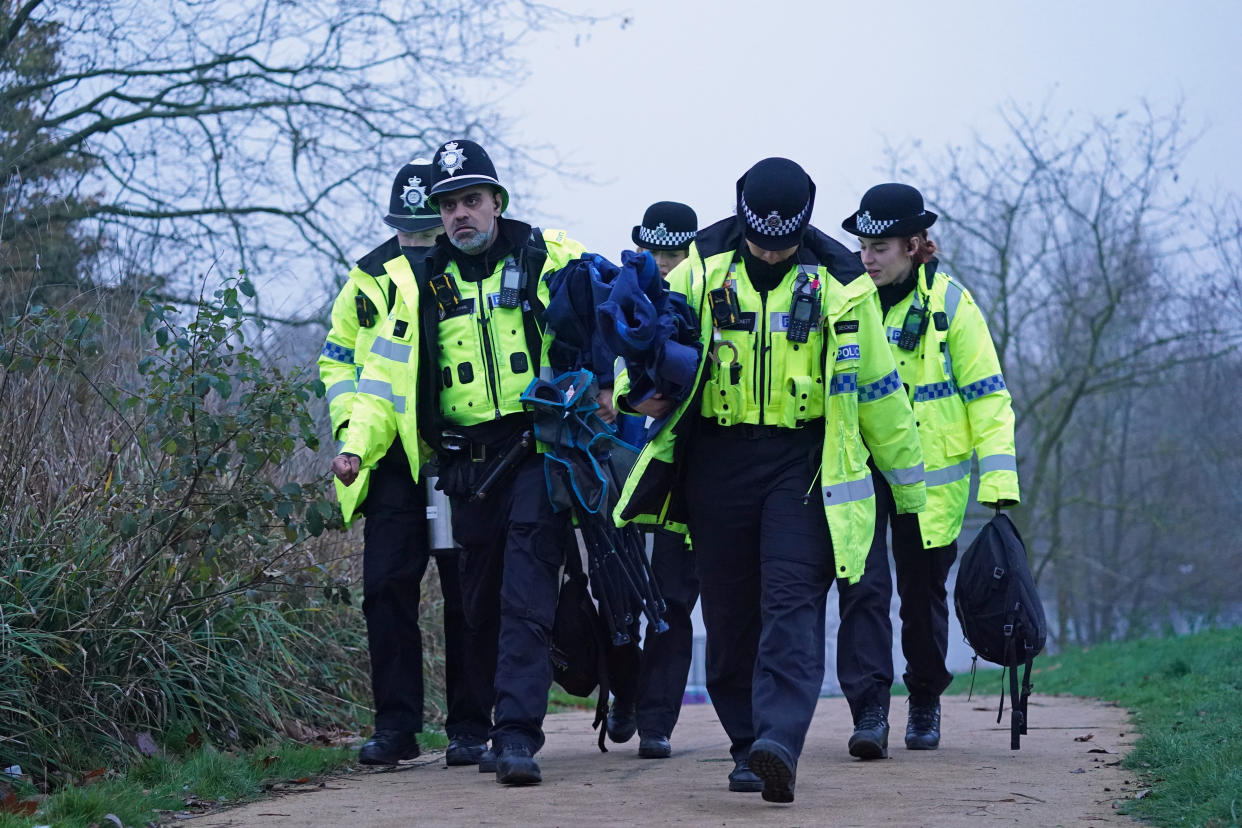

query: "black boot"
(848, 705), (889, 760)
(638, 732), (671, 759)
(749, 739), (796, 804)
(495, 744), (541, 785)
(727, 756), (763, 793)
(606, 701), (637, 744)
(906, 697), (942, 750)
(358, 729), (420, 765)
(477, 748), (497, 773)
(445, 736), (487, 766)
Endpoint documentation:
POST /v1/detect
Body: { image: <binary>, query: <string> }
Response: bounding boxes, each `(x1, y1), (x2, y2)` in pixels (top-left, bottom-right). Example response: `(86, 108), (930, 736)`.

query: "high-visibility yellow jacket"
(317, 236), (420, 525)
(613, 220), (926, 584)
(882, 261), (1020, 547)
(341, 221), (584, 476)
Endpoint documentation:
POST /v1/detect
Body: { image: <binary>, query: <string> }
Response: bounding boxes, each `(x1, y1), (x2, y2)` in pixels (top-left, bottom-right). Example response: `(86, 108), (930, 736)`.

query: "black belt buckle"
(470, 442), (487, 463)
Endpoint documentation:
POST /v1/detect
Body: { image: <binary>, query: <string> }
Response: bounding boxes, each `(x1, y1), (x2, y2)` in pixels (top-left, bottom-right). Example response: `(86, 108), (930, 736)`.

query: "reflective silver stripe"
(880, 462), (925, 486)
(336, 440), (345, 453)
(357, 378), (406, 414)
(326, 379), (356, 405)
(369, 336), (410, 363)
(978, 453), (1018, 474)
(886, 326), (901, 344)
(539, 365), (554, 381)
(822, 474), (875, 505)
(945, 279), (964, 324)
(926, 459), (971, 487)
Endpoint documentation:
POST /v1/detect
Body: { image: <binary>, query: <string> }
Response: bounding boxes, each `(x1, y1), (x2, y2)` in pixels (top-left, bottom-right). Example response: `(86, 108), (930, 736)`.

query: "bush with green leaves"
(0, 275), (369, 785)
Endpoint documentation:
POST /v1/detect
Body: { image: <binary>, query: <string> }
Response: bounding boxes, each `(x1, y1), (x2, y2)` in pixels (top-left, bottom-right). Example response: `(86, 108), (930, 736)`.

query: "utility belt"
(434, 420), (535, 501)
(698, 418), (823, 441)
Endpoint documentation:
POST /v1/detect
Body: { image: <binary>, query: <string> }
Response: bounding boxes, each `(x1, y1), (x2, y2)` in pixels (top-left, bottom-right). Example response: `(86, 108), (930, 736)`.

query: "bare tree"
(1, 0), (586, 315)
(892, 102), (1242, 643)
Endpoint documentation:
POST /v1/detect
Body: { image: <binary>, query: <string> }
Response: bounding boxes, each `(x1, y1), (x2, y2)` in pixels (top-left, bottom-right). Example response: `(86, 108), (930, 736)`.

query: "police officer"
(321, 161), (490, 767)
(337, 139), (590, 785)
(602, 202), (702, 759)
(614, 159), (926, 803)
(837, 183), (1020, 754)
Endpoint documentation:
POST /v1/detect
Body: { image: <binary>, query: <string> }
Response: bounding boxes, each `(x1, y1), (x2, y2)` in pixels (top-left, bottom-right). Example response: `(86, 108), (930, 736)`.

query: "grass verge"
(0, 741), (361, 828)
(942, 626), (1241, 827)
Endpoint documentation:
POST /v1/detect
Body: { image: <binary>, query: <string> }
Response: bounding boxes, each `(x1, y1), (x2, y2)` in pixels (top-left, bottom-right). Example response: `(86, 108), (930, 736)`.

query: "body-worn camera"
(709, 284), (742, 329)
(428, 272), (463, 318)
(355, 292), (378, 327)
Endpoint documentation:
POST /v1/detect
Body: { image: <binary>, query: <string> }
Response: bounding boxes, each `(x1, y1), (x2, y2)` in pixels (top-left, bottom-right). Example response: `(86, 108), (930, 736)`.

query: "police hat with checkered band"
(631, 201), (698, 251)
(842, 183), (937, 238)
(383, 159), (442, 233)
(427, 139), (510, 213)
(736, 157), (816, 251)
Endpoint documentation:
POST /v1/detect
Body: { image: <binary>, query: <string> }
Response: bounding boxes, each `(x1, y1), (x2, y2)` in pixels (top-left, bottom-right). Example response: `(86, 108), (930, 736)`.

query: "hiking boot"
(495, 744), (541, 785)
(906, 697), (942, 750)
(445, 737), (487, 766)
(637, 733), (671, 759)
(358, 729), (420, 765)
(749, 739), (796, 804)
(606, 702), (637, 744)
(727, 757), (763, 793)
(477, 748), (497, 774)
(848, 705), (890, 760)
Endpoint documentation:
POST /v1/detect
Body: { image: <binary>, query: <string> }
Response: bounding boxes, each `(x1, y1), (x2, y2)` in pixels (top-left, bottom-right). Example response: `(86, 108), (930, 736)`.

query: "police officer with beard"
(338, 139), (593, 785)
(614, 159), (926, 803)
(322, 161), (490, 767)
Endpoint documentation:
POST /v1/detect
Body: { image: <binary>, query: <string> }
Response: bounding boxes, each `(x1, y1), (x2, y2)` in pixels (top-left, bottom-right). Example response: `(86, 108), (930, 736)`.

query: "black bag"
(954, 512), (1047, 749)
(549, 545), (613, 751)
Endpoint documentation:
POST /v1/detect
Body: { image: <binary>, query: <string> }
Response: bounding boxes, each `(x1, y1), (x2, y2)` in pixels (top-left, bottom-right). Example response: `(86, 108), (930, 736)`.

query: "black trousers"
(450, 452), (566, 752)
(361, 445), (485, 737)
(685, 424), (834, 766)
(633, 529), (699, 739)
(837, 462), (958, 719)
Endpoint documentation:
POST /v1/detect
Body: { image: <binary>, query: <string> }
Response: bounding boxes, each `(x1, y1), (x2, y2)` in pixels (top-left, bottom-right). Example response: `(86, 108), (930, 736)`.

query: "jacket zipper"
(475, 282), (503, 420)
(757, 290), (768, 425)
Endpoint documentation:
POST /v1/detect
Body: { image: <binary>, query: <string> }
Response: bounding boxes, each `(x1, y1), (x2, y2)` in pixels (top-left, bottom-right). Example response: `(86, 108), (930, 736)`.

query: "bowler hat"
(736, 158), (816, 251)
(383, 160), (442, 233)
(842, 183), (937, 238)
(427, 139), (510, 213)
(632, 201), (698, 250)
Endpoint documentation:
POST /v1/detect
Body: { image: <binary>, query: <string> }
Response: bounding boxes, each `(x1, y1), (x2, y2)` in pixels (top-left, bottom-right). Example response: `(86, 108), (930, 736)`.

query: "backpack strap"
(1009, 655), (1022, 750)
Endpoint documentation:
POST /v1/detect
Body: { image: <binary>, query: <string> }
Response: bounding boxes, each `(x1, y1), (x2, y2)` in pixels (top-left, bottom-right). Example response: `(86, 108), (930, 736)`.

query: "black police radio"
(896, 302), (928, 351)
(498, 258), (526, 309)
(787, 273), (820, 344)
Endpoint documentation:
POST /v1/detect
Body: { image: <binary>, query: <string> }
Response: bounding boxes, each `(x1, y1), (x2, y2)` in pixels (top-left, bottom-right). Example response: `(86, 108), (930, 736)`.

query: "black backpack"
(549, 546), (613, 750)
(954, 512), (1047, 749)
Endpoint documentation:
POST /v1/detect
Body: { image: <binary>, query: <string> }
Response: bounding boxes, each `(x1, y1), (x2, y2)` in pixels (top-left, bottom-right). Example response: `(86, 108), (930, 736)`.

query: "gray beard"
(450, 227), (493, 255)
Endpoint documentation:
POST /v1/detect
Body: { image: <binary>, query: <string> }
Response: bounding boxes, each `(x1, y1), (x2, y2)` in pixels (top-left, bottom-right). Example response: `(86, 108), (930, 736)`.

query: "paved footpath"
(195, 694), (1141, 827)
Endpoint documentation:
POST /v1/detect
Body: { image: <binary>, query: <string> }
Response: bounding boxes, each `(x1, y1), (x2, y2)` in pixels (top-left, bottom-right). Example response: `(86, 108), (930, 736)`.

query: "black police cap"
(736, 158), (816, 251)
(842, 183), (937, 238)
(632, 201), (698, 250)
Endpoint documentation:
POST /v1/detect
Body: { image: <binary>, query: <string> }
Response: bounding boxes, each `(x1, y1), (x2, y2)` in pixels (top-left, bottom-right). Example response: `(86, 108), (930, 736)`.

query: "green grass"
(547, 686), (597, 713)
(943, 626), (1242, 827)
(0, 742), (356, 828)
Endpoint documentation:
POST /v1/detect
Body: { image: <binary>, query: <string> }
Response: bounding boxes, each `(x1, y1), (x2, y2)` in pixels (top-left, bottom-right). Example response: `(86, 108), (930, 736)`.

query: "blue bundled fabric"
(544, 253), (623, 382)
(595, 250), (701, 407)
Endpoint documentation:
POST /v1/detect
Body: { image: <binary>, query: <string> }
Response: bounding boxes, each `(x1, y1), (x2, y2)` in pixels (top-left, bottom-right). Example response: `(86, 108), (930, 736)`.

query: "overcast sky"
(493, 0), (1241, 257)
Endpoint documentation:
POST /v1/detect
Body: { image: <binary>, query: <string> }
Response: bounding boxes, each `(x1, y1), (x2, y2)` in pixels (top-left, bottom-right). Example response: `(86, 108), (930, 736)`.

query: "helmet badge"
(438, 142), (466, 175)
(765, 211), (783, 231)
(400, 176), (427, 211)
